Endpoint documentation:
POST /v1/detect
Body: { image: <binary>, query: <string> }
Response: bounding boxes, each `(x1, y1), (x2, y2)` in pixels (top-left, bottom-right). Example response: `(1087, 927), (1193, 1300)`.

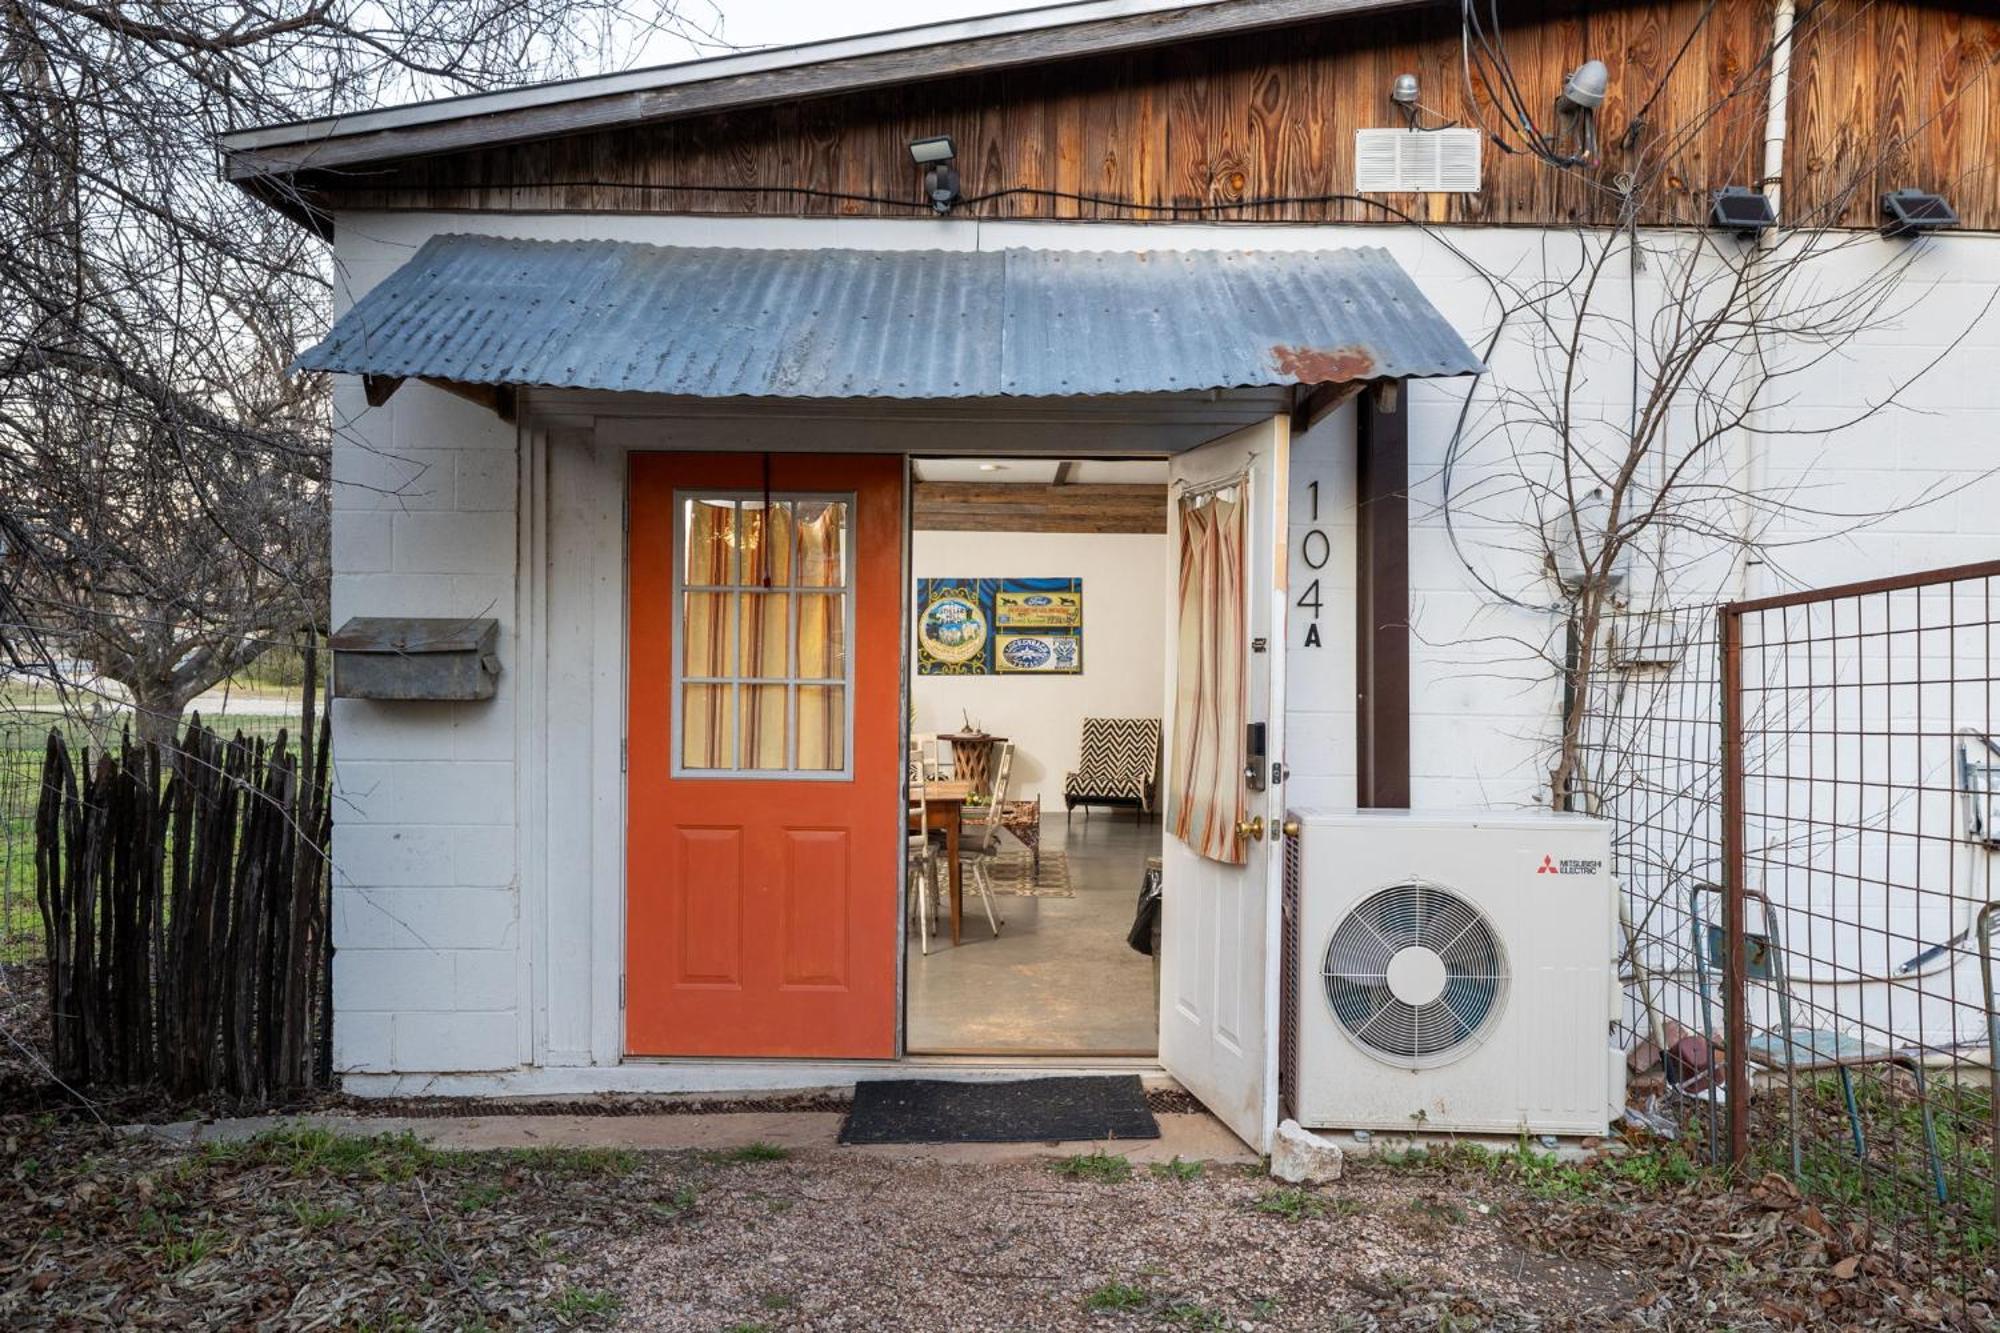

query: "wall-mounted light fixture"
(909, 135), (961, 214)
(1880, 188), (1958, 239)
(1550, 59), (1609, 166)
(1390, 72), (1420, 127)
(1709, 186), (1777, 237)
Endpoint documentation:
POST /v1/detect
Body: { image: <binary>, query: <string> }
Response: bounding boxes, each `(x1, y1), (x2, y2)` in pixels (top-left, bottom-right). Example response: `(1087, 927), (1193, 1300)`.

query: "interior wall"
(911, 528), (1167, 807)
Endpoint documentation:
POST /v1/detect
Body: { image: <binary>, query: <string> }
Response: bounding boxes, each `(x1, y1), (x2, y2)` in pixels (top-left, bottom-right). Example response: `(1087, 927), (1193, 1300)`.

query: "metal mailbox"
(330, 617), (501, 701)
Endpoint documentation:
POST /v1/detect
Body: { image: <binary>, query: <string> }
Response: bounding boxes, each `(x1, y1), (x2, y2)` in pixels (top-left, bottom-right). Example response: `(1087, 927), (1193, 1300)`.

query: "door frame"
(516, 394), (1300, 1079)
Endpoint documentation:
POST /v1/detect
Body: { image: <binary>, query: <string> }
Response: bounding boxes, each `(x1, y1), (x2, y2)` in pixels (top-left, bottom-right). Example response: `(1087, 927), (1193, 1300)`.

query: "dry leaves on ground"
(3, 1111), (1996, 1331)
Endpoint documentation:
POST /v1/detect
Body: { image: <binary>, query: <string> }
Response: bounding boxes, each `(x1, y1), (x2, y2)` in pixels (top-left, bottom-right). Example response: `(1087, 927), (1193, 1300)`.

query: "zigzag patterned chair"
(1064, 716), (1162, 820)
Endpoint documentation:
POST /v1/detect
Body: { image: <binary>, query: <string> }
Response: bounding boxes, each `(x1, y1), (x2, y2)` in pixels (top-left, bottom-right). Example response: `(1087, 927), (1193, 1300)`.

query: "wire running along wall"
(1582, 561), (2000, 1264)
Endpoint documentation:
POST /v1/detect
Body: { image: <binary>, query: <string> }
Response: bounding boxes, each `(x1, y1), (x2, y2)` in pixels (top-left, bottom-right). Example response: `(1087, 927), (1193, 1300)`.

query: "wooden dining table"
(908, 779), (970, 946)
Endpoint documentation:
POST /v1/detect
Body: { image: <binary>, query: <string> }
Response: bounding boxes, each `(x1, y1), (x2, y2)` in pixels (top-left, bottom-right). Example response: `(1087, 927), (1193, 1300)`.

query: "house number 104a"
(1296, 480), (1329, 648)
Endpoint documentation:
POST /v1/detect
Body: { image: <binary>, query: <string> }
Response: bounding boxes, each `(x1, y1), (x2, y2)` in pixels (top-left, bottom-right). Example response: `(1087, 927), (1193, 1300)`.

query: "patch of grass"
(1053, 1151), (1132, 1183)
(1161, 1298), (1231, 1329)
(158, 1227), (225, 1271)
(506, 1146), (639, 1176)
(456, 1182), (507, 1213)
(1084, 1280), (1149, 1311)
(707, 1141), (791, 1165)
(548, 1285), (619, 1325)
(1254, 1186), (1324, 1220)
(1406, 1196), (1468, 1228)
(722, 1324), (773, 1333)
(281, 1197), (350, 1230)
(759, 1291), (797, 1310)
(246, 1126), (446, 1180)
(1148, 1156), (1204, 1181)
(650, 1184), (699, 1218)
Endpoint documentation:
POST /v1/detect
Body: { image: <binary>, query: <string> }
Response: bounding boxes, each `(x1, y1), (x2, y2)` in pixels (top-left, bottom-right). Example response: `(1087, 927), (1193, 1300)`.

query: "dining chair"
(911, 732), (955, 782)
(908, 747), (940, 955)
(955, 741), (1012, 940)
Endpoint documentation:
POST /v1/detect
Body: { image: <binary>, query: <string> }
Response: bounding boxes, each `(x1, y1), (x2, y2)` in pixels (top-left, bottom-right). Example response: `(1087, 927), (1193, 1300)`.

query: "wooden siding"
(307, 0), (2000, 231)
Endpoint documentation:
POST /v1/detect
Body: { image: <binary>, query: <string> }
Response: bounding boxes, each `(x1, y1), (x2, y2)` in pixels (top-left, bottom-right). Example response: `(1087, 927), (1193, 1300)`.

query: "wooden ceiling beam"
(914, 481), (1165, 533)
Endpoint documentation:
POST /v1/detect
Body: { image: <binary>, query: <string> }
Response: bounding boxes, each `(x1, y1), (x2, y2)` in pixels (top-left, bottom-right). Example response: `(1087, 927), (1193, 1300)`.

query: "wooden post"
(1720, 604), (1750, 1167)
(1356, 380), (1411, 809)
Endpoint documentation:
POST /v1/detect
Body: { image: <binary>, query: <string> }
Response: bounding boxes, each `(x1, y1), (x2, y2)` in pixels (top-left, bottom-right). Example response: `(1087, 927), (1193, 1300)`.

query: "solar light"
(909, 135), (961, 214)
(1880, 188), (1958, 239)
(1709, 186), (1777, 237)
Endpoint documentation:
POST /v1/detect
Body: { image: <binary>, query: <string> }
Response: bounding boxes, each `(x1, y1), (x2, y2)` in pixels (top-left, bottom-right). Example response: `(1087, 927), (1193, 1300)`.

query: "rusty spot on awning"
(1270, 343), (1377, 384)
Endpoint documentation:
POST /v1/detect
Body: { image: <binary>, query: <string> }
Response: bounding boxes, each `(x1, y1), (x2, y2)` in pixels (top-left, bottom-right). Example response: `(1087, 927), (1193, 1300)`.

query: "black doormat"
(838, 1075), (1160, 1145)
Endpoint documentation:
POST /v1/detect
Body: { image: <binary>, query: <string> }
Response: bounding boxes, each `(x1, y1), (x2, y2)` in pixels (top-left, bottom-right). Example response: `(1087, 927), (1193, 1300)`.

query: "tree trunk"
(130, 684), (185, 748)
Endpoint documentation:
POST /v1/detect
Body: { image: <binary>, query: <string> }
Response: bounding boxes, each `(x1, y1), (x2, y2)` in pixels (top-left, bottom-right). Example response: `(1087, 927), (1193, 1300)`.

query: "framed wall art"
(916, 577), (1083, 675)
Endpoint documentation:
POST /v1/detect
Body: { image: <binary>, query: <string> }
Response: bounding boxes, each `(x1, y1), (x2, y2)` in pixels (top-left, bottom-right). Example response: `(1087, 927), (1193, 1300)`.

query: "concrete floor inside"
(906, 811), (1161, 1055)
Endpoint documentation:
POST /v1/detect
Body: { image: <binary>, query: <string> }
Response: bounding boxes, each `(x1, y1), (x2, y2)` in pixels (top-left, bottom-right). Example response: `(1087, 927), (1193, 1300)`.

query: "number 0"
(1301, 528), (1330, 570)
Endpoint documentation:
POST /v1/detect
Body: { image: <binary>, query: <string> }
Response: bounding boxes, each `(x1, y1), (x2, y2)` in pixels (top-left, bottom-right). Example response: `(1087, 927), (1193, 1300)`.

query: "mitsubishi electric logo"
(1536, 854), (1603, 876)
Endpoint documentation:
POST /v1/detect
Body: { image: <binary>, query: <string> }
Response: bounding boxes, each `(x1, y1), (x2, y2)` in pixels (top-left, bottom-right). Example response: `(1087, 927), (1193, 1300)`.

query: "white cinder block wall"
(322, 210), (2000, 1080)
(326, 234), (523, 1075)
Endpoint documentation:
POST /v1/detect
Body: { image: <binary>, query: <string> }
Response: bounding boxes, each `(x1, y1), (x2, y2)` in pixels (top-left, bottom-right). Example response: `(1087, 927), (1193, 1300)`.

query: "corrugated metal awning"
(298, 235), (1482, 400)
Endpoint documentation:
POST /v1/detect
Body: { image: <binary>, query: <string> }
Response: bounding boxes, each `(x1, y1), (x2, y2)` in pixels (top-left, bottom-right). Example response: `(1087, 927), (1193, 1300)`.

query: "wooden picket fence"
(34, 693), (332, 1101)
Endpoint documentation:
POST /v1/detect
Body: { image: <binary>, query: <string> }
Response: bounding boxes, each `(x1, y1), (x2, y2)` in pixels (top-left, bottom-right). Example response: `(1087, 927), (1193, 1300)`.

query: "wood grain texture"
(913, 482), (1167, 533)
(291, 0), (2000, 232)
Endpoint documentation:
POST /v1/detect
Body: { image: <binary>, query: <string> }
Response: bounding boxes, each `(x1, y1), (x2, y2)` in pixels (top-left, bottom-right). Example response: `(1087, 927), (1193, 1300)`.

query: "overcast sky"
(651, 0), (1046, 62)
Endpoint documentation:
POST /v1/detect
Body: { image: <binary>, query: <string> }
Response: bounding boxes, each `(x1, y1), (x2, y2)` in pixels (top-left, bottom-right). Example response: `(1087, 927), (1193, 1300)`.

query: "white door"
(1160, 415), (1289, 1152)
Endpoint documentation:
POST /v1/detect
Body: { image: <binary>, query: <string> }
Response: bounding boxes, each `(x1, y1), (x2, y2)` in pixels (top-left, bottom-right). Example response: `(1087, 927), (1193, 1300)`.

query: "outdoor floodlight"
(1559, 60), (1609, 112)
(1709, 186), (1777, 237)
(909, 135), (961, 214)
(1880, 188), (1958, 239)
(1548, 59), (1609, 166)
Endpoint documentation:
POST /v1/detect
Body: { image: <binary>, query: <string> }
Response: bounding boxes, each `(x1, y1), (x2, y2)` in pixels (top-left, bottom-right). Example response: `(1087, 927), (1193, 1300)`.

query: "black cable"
(1626, 0), (1721, 141)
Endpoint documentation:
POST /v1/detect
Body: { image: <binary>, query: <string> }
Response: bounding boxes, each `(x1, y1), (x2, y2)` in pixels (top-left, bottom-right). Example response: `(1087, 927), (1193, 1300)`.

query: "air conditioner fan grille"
(1322, 880), (1507, 1064)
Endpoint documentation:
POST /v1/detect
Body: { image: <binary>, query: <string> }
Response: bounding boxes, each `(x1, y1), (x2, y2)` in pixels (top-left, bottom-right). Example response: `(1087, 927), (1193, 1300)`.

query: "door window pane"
(741, 684), (789, 769)
(738, 592), (791, 680)
(796, 686), (846, 771)
(682, 683), (733, 769)
(741, 501), (794, 587)
(683, 499), (736, 585)
(673, 490), (853, 777)
(796, 501), (847, 587)
(682, 592), (735, 677)
(796, 593), (846, 680)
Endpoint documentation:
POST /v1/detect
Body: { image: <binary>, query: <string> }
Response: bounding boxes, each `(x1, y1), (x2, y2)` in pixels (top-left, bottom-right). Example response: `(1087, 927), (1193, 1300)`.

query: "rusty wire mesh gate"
(1582, 560), (2000, 1260)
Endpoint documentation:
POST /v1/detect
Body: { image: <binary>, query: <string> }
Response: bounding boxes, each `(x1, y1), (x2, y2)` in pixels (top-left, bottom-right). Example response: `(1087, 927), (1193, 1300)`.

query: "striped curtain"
(1169, 489), (1248, 865)
(683, 501), (735, 768)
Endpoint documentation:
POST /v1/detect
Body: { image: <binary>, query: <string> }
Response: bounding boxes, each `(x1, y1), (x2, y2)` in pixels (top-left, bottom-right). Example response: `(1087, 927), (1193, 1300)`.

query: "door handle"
(1235, 816), (1265, 843)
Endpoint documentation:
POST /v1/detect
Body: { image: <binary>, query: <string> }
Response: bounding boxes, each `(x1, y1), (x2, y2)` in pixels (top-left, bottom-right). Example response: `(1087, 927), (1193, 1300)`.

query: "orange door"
(626, 452), (903, 1058)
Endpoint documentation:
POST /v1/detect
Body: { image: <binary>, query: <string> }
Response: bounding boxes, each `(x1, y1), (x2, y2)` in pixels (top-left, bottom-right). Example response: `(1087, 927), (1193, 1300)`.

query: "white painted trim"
(222, 0), (1218, 151)
(519, 423), (548, 1066)
(341, 1057), (1168, 1100)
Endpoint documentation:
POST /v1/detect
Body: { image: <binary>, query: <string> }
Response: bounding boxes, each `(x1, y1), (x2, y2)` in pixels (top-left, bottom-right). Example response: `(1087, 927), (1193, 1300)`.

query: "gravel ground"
(597, 1152), (1633, 1332)
(5, 1111), (1996, 1330)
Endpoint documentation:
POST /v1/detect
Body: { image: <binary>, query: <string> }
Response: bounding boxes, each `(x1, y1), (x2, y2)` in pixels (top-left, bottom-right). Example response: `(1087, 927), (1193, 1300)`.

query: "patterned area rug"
(986, 849), (1073, 897)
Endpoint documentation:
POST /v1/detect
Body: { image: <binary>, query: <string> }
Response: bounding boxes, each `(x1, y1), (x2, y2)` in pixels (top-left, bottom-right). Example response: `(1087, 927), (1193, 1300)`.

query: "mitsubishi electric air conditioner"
(1281, 809), (1617, 1137)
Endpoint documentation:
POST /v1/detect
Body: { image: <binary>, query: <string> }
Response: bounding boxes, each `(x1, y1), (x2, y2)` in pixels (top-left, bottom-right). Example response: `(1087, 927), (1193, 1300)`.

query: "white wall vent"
(1354, 127), (1483, 193)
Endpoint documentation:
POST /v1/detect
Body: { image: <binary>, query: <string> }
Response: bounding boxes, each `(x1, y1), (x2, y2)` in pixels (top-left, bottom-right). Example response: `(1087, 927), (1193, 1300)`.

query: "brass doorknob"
(1235, 816), (1265, 842)
(1281, 818), (1301, 838)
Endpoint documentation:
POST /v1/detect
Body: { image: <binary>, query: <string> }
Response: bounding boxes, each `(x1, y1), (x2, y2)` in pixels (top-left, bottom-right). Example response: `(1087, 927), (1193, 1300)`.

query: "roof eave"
(222, 0), (1432, 183)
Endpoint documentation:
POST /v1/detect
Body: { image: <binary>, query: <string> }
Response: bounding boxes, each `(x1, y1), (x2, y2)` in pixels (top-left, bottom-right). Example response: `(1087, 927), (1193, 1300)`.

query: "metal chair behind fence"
(1688, 882), (1947, 1202)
